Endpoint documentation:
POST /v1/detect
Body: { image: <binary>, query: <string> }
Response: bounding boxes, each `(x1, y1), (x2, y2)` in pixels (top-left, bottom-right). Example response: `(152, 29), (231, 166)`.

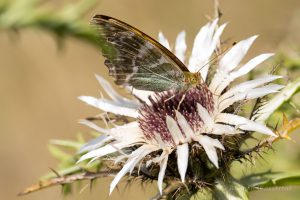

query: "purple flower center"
(138, 85), (214, 143)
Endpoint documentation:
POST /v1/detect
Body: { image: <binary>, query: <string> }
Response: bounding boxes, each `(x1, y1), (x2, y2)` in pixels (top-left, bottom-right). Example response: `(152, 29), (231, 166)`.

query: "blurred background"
(0, 0), (300, 199)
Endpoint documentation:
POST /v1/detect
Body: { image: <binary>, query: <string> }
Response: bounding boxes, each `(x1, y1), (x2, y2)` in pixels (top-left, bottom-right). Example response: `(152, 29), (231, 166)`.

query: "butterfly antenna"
(196, 42), (236, 74)
(195, 49), (225, 93)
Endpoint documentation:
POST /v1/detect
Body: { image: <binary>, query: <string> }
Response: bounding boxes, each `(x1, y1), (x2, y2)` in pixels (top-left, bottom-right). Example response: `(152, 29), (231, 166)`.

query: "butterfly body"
(92, 15), (203, 92)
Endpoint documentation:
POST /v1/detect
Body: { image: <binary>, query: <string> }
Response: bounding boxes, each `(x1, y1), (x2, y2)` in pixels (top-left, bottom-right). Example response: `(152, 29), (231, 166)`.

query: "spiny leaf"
(212, 175), (249, 200)
(41, 160), (101, 180)
(19, 170), (118, 196)
(240, 171), (300, 189)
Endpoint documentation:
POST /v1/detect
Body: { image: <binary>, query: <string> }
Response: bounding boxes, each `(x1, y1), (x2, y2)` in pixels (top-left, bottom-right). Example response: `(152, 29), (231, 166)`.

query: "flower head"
(78, 19), (283, 196)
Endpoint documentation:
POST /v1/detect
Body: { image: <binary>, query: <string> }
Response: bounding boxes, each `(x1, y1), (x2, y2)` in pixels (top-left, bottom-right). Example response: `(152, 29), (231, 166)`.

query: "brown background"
(1, 0), (300, 199)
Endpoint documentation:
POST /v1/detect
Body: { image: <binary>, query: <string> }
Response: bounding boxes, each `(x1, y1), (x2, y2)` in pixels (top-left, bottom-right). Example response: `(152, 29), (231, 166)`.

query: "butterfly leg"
(164, 94), (176, 104)
(177, 93), (186, 110)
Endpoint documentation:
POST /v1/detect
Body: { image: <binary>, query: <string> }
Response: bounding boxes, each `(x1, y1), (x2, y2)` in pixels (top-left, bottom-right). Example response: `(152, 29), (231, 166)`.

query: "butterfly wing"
(91, 15), (189, 92)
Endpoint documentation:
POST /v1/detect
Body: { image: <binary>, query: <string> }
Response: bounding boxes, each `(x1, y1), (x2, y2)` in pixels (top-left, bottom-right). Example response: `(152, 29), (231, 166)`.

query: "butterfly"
(91, 15), (202, 92)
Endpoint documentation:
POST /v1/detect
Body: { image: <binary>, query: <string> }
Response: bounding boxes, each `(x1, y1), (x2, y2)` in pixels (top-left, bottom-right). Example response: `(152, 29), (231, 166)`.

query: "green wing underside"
(130, 63), (185, 91)
(91, 15), (188, 92)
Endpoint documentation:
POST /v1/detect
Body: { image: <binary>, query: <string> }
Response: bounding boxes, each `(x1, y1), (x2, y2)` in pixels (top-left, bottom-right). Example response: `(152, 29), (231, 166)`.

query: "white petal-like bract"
(177, 143), (189, 182)
(158, 32), (171, 50)
(216, 113), (276, 136)
(158, 156), (168, 194)
(198, 135), (224, 168)
(219, 35), (258, 72)
(79, 96), (139, 118)
(175, 31), (187, 63)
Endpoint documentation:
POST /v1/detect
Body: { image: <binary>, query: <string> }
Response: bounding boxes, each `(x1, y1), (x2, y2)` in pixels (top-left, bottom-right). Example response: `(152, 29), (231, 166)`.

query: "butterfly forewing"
(92, 15), (190, 92)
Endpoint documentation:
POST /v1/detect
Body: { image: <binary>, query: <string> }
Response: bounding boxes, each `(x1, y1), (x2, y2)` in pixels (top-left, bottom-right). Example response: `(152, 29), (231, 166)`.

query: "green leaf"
(62, 183), (72, 195)
(212, 176), (249, 200)
(50, 139), (82, 150)
(76, 132), (85, 144)
(190, 175), (249, 200)
(240, 171), (300, 190)
(190, 189), (212, 200)
(48, 144), (72, 161)
(41, 160), (101, 180)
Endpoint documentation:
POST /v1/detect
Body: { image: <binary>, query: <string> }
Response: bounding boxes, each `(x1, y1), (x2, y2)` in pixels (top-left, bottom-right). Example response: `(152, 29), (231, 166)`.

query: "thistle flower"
(78, 19), (283, 196)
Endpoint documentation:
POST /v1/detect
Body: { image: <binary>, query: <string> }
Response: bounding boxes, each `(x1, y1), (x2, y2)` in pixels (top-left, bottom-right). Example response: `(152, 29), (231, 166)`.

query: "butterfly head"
(184, 72), (203, 88)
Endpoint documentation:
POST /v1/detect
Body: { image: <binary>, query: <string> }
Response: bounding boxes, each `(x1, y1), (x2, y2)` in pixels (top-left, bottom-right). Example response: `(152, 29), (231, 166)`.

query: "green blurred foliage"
(0, 0), (99, 47)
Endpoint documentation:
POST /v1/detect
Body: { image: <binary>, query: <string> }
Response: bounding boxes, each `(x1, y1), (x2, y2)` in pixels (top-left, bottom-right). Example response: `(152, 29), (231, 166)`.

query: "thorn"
(61, 184), (66, 194)
(282, 113), (289, 126)
(274, 117), (280, 131)
(89, 179), (94, 191)
(49, 168), (62, 178)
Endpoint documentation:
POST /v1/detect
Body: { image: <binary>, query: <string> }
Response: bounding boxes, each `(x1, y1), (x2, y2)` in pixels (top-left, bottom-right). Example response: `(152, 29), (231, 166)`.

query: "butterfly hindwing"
(91, 15), (189, 92)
